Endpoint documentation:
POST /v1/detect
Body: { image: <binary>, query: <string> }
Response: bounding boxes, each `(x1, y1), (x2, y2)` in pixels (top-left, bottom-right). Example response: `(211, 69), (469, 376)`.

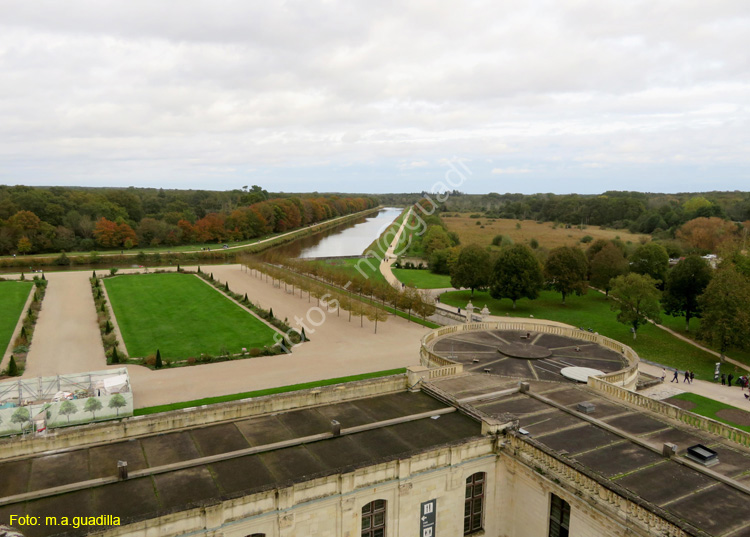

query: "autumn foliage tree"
(676, 217), (737, 253)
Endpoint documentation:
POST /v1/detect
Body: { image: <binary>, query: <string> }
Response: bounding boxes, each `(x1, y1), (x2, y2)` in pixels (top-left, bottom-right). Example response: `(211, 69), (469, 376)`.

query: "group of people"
(665, 368), (695, 383)
(721, 373), (749, 388)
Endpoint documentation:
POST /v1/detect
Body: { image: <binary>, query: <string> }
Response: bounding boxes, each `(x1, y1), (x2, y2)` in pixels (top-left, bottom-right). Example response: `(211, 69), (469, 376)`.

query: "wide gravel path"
(23, 271), (106, 377)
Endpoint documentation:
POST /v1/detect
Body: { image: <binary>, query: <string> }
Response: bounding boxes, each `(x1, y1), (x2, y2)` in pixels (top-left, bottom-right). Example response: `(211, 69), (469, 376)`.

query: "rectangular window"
(464, 472), (485, 534)
(549, 494), (570, 537)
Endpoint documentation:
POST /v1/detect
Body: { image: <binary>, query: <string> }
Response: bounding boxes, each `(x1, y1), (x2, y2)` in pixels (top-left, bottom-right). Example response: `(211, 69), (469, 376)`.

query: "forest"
(378, 190), (750, 236)
(0, 185), (377, 255)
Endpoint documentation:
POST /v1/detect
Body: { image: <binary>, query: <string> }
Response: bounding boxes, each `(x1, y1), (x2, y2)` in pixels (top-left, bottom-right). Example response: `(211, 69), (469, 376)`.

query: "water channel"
(269, 207), (402, 258)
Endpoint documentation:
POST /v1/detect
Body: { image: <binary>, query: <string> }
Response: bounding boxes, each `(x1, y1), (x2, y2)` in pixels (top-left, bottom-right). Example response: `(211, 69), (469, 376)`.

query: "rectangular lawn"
(0, 280), (33, 354)
(104, 273), (280, 359)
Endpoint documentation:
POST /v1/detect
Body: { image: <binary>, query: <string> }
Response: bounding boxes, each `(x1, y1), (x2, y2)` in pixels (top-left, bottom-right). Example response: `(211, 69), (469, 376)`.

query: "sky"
(1, 0), (749, 195)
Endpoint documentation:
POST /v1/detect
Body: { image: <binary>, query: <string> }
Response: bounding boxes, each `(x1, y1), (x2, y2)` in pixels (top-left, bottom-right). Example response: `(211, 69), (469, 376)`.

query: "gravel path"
(23, 271), (106, 377)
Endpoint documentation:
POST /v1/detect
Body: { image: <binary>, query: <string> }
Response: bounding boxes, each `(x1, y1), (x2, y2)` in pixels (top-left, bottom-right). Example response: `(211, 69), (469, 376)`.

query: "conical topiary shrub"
(155, 349), (163, 369)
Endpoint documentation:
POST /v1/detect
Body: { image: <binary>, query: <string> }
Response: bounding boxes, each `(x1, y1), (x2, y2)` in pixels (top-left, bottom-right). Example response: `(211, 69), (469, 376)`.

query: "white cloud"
(0, 0), (749, 192)
(492, 168), (532, 175)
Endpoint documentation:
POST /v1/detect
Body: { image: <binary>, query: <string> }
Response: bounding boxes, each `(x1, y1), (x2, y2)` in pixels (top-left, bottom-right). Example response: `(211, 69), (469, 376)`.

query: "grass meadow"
(104, 273), (279, 359)
(0, 280), (33, 354)
(439, 288), (726, 380)
(443, 215), (647, 250)
(392, 268), (451, 289)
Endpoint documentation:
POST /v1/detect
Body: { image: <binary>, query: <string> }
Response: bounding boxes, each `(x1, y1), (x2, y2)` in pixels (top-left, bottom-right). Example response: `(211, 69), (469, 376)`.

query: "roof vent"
(662, 443), (677, 458)
(687, 444), (719, 467)
(331, 420), (341, 437)
(577, 401), (595, 414)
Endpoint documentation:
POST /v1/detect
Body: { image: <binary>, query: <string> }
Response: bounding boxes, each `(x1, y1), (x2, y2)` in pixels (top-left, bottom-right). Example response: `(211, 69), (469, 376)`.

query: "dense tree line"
(0, 185), (377, 255)
(379, 190), (750, 237)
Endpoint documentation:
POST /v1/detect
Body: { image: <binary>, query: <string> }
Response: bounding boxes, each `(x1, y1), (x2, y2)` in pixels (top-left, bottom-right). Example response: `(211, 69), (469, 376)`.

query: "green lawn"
(392, 268), (451, 289)
(439, 288), (722, 379)
(313, 257), (388, 284)
(669, 392), (750, 433)
(134, 368), (407, 414)
(104, 273), (279, 359)
(659, 312), (750, 366)
(0, 280), (33, 354)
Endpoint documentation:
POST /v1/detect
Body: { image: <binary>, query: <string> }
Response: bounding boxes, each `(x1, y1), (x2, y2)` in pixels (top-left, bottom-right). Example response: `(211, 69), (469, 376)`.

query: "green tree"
(7, 355), (19, 376)
(111, 346), (119, 364)
(108, 394), (128, 416)
(590, 242), (628, 296)
(450, 244), (491, 296)
(662, 255), (712, 331)
(58, 400), (78, 424)
(629, 243), (669, 286)
(155, 349), (163, 369)
(698, 267), (750, 361)
(84, 397), (103, 419)
(11, 406), (30, 429)
(544, 246), (588, 304)
(489, 244), (543, 309)
(610, 273), (661, 339)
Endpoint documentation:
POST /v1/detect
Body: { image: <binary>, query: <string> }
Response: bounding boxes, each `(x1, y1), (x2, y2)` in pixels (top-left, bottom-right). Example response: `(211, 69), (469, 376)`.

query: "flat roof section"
(0, 391), (483, 537)
(429, 374), (750, 537)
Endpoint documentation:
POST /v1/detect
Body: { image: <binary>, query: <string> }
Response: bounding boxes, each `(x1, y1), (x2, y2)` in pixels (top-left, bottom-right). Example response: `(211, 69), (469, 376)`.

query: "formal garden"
(101, 272), (284, 364)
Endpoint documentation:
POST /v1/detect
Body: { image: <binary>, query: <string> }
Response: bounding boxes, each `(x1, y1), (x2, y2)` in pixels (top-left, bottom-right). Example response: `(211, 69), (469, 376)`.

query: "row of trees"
(446, 236), (750, 357)
(0, 184), (377, 254)
(252, 253), (437, 329)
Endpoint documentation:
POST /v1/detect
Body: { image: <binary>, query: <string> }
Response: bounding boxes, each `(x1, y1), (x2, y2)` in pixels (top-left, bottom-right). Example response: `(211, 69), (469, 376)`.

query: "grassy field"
(439, 288), (722, 379)
(659, 312), (750, 366)
(668, 392), (750, 432)
(313, 257), (388, 284)
(134, 368), (407, 414)
(392, 268), (451, 289)
(0, 281), (33, 355)
(443, 215), (647, 250)
(104, 273), (279, 359)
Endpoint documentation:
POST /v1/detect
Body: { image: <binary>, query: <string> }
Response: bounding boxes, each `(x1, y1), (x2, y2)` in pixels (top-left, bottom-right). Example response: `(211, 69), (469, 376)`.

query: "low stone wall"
(0, 374), (407, 460)
(421, 321), (640, 390)
(588, 376), (750, 449)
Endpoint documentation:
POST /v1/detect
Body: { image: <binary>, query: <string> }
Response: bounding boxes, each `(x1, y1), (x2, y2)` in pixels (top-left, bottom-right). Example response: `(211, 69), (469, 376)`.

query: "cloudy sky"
(1, 0), (749, 194)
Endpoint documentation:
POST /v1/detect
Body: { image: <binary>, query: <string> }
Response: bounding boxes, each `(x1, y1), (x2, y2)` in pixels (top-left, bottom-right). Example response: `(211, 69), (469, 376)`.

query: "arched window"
(464, 472), (486, 534)
(361, 499), (387, 537)
(548, 494), (570, 537)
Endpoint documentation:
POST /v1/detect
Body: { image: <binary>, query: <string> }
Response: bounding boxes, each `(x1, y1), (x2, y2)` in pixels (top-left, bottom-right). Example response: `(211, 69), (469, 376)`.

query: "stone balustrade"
(507, 434), (691, 537)
(421, 321), (639, 389)
(588, 377), (750, 449)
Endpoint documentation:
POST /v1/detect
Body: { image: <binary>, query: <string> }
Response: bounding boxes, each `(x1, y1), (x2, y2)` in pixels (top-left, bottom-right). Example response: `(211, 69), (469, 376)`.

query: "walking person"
(721, 373), (726, 386)
(683, 370), (690, 383)
(671, 370), (679, 383)
(661, 368), (666, 382)
(690, 371), (695, 384)
(728, 373), (734, 387)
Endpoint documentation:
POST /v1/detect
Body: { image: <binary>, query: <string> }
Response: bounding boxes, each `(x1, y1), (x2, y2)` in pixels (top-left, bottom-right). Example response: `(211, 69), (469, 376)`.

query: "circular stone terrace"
(422, 322), (639, 385)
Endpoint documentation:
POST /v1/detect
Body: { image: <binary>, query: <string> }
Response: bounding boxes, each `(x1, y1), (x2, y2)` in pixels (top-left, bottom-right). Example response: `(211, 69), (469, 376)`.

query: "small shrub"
(249, 347), (262, 357)
(530, 238), (539, 249)
(580, 235), (593, 244)
(187, 357), (196, 365)
(516, 222), (522, 230)
(475, 221), (482, 225)
(8, 355), (19, 376)
(110, 267), (119, 276)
